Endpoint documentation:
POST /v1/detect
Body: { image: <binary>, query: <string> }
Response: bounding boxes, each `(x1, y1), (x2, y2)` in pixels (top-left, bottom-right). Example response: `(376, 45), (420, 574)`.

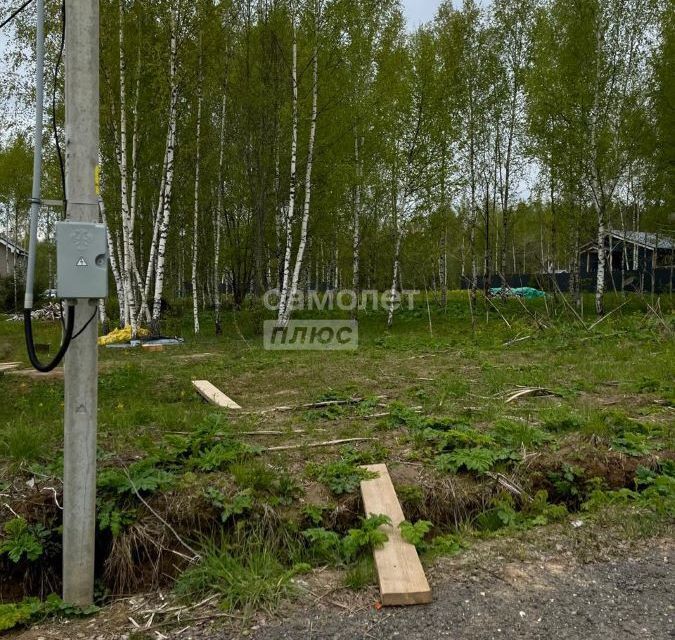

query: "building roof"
(608, 229), (673, 250)
(580, 229), (674, 252)
(0, 234), (28, 256)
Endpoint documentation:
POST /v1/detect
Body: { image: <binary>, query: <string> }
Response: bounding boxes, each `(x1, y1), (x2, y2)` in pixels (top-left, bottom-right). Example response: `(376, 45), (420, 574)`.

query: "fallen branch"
(588, 300), (629, 330)
(502, 334), (531, 347)
(486, 296), (512, 328)
(505, 387), (559, 403)
(239, 428), (324, 436)
(261, 437), (376, 452)
(259, 396), (385, 414)
(486, 472), (532, 502)
(123, 467), (201, 562)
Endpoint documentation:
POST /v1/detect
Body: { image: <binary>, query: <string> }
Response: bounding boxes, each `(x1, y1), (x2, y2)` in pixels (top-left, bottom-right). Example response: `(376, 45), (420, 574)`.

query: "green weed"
(0, 518), (48, 563)
(399, 520), (433, 549)
(343, 555), (376, 590)
(176, 540), (300, 615)
(306, 460), (376, 495)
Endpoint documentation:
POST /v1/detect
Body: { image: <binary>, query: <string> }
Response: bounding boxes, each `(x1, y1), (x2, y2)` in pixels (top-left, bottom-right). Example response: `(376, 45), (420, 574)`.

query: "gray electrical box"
(56, 221), (109, 299)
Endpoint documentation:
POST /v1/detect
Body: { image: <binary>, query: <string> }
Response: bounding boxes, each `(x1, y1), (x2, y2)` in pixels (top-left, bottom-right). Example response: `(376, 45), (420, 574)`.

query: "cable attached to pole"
(24, 0), (75, 372)
(24, 306), (75, 372)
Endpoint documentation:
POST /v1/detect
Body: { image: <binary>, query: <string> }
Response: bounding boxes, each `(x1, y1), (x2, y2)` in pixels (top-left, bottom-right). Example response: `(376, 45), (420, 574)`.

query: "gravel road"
(240, 542), (673, 640)
(15, 539), (673, 640)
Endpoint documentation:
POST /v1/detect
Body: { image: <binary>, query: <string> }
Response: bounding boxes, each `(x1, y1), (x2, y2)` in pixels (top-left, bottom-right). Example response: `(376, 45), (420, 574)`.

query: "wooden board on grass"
(360, 463), (432, 606)
(142, 343), (165, 352)
(0, 362), (21, 372)
(192, 380), (241, 409)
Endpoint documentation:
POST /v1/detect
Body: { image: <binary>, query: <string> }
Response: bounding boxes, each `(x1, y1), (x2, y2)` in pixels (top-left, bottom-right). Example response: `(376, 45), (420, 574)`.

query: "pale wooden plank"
(360, 463), (432, 606)
(142, 343), (165, 352)
(192, 380), (241, 410)
(0, 362), (21, 372)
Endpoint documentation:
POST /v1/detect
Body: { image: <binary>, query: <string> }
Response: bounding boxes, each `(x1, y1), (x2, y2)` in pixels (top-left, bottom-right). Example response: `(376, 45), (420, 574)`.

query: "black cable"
(53, 0), (66, 218)
(0, 0), (35, 30)
(24, 305), (75, 372)
(23, 0), (74, 373)
(71, 307), (98, 340)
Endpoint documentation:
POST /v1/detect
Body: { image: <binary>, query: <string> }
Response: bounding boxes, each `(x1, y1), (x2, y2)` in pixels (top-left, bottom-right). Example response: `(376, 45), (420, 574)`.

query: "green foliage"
(175, 542), (300, 615)
(0, 600), (38, 633)
(475, 497), (519, 531)
(192, 440), (255, 472)
(547, 464), (585, 502)
(97, 459), (175, 495)
(344, 555), (376, 590)
(0, 595), (99, 632)
(0, 518), (48, 563)
(582, 466), (675, 517)
(476, 491), (567, 532)
(302, 527), (343, 564)
(428, 533), (464, 557)
(306, 460), (376, 495)
(231, 461), (277, 492)
(425, 426), (494, 451)
(523, 490), (569, 526)
(0, 418), (50, 465)
(612, 432), (653, 456)
(205, 488), (253, 522)
(342, 514), (391, 560)
(435, 447), (516, 474)
(396, 484), (425, 508)
(540, 409), (585, 433)
(399, 520), (432, 549)
(490, 420), (550, 449)
(302, 504), (330, 525)
(97, 500), (137, 537)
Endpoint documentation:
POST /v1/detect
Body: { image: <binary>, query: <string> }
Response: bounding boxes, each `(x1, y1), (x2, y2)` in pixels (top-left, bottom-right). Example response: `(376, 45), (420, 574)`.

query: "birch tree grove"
(1, 0), (670, 322)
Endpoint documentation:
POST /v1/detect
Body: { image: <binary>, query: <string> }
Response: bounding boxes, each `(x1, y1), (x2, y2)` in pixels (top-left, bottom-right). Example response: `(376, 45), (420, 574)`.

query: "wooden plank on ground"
(0, 362), (21, 372)
(8, 368), (64, 380)
(360, 463), (432, 606)
(142, 343), (165, 352)
(192, 380), (241, 409)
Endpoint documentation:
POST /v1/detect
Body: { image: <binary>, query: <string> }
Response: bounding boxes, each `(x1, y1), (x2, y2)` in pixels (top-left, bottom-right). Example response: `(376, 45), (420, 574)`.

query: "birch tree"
(151, 6), (179, 334)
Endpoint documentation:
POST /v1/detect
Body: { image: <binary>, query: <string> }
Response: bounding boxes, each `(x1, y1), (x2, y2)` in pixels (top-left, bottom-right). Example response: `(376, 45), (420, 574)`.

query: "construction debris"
(5, 302), (62, 321)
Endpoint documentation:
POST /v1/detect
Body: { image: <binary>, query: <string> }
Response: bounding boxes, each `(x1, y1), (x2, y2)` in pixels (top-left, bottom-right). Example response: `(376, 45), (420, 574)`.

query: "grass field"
(0, 292), (673, 631)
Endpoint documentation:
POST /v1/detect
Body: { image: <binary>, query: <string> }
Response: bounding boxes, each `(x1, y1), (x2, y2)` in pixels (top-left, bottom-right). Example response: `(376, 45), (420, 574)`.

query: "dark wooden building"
(580, 229), (673, 275)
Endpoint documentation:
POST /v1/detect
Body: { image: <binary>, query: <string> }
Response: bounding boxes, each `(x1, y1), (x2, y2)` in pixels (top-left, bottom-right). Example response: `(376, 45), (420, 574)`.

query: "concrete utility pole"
(63, 0), (100, 605)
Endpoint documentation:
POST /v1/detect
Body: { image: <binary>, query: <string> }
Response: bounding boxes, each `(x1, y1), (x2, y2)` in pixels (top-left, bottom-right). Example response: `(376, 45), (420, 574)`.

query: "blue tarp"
(489, 287), (546, 299)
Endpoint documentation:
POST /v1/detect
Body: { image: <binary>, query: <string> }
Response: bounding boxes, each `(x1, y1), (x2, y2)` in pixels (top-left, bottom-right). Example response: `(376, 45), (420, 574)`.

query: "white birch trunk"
(128, 39), (146, 325)
(277, 15), (299, 325)
(138, 124), (170, 324)
(279, 8), (319, 328)
(98, 196), (125, 326)
(191, 51), (203, 335)
(352, 134), (361, 313)
(595, 207), (606, 315)
(387, 197), (402, 329)
(213, 94), (226, 333)
(118, 0), (137, 335)
(151, 11), (179, 332)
